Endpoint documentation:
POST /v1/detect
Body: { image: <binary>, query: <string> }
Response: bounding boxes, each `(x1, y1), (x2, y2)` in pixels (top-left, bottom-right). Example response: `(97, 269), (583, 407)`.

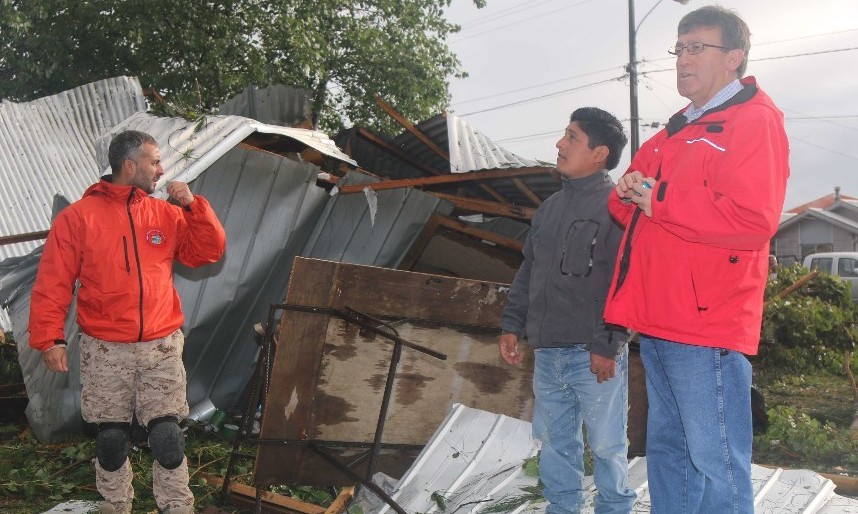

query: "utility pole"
(628, 0), (690, 156)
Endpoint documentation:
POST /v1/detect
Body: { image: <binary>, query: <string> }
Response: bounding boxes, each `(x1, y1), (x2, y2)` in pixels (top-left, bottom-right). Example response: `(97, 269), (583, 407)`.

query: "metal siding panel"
(0, 76), (145, 260)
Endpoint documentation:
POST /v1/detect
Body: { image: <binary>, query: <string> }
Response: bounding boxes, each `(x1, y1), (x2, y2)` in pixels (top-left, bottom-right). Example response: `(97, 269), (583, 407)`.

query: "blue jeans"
(639, 336), (753, 514)
(532, 346), (635, 514)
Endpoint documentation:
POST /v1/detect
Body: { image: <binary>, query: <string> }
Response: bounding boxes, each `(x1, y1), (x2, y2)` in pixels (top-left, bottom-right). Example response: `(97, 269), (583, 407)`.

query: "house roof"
(788, 192), (858, 214)
(779, 207), (858, 234)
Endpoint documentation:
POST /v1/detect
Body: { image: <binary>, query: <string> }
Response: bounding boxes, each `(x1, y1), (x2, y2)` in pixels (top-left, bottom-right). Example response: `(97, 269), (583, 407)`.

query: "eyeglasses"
(668, 42), (731, 57)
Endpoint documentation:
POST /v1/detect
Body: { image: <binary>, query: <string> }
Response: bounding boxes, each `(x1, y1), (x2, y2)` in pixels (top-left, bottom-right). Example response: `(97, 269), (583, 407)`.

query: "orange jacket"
(29, 178), (226, 351)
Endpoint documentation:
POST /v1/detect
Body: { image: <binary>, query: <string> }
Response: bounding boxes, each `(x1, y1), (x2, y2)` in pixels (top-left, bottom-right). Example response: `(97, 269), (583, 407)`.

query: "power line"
(453, 65), (623, 106)
(790, 136), (858, 161)
(455, 0), (566, 32)
(458, 75), (625, 116)
(450, 0), (595, 43)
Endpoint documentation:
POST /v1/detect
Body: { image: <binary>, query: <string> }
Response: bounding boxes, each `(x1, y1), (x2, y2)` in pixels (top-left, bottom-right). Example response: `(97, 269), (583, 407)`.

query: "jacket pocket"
(560, 219), (600, 277)
(689, 248), (756, 313)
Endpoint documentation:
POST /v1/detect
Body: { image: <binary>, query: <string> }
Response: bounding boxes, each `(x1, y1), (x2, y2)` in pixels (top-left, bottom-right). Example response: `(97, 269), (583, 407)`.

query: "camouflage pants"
(81, 330), (194, 510)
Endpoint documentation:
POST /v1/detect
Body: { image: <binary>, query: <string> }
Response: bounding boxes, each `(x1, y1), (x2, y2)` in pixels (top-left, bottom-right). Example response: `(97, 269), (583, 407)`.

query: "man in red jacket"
(29, 130), (226, 514)
(605, 6), (789, 514)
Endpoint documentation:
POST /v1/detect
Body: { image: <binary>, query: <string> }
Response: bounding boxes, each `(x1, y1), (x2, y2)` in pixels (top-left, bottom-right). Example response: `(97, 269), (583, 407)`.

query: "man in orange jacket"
(29, 130), (226, 514)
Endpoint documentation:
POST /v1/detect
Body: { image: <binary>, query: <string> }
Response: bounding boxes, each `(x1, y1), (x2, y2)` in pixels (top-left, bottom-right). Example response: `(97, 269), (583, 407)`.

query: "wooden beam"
(374, 96), (449, 161)
(431, 192), (535, 221)
(436, 215), (524, 252)
(1, 230), (49, 246)
(511, 177), (543, 206)
(357, 128), (507, 202)
(336, 166), (555, 194)
(324, 487), (356, 514)
(358, 128), (444, 177)
(201, 473), (326, 514)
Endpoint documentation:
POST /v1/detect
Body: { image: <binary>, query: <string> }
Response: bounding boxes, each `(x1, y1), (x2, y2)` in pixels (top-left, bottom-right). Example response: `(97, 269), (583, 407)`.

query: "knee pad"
(148, 416), (185, 470)
(96, 423), (131, 472)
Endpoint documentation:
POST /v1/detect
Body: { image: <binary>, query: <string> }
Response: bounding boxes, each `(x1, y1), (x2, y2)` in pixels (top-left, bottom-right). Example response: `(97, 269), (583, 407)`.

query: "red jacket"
(29, 178), (226, 351)
(604, 77), (789, 355)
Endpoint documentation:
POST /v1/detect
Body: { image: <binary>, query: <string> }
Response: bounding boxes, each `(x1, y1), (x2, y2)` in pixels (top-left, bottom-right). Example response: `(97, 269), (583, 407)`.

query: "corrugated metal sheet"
(93, 112), (356, 197)
(334, 115), (561, 207)
(304, 172), (453, 266)
(353, 404), (858, 514)
(0, 76), (146, 260)
(218, 84), (312, 128)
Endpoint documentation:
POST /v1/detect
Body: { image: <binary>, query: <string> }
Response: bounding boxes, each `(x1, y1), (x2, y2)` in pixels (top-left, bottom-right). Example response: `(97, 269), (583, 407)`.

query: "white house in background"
(772, 187), (858, 266)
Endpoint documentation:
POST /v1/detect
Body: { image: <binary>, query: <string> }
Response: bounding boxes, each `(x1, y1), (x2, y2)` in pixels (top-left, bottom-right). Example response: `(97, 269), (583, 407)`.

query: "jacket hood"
(84, 176), (148, 204)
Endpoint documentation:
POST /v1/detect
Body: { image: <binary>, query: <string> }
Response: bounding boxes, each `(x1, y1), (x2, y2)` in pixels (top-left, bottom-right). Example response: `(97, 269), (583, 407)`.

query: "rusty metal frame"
(220, 303), (446, 514)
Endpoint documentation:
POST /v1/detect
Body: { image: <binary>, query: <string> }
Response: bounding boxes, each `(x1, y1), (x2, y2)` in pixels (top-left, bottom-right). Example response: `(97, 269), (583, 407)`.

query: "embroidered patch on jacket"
(146, 229), (166, 247)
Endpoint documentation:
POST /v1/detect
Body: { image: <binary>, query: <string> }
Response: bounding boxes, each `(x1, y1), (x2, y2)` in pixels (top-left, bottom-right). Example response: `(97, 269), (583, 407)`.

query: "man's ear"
(726, 48), (745, 73)
(593, 145), (610, 166)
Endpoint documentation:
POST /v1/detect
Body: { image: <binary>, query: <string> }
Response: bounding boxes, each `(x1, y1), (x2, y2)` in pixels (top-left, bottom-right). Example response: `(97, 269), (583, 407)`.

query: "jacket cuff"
(43, 339), (68, 353)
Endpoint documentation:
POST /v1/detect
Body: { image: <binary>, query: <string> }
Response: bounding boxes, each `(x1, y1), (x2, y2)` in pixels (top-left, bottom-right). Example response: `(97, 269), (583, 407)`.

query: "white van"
(802, 252), (858, 302)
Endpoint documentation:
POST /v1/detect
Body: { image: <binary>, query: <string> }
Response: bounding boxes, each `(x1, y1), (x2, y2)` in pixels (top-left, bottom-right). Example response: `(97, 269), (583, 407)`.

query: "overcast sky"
(443, 0), (858, 210)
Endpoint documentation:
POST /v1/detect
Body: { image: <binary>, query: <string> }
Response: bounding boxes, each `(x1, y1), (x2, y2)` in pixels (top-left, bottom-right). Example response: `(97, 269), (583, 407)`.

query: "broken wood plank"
(435, 215), (524, 252)
(430, 192), (535, 220)
(335, 166), (554, 194)
(357, 128), (445, 177)
(203, 473), (326, 514)
(0, 230), (49, 246)
(511, 177), (543, 206)
(324, 486), (355, 514)
(372, 98), (509, 203)
(374, 96), (449, 161)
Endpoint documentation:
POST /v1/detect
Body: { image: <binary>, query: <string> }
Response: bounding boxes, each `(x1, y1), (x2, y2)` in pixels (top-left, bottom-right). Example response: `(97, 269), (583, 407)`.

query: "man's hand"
(43, 346), (69, 373)
(167, 181), (195, 207)
(629, 178), (656, 217)
(615, 171), (645, 200)
(590, 353), (616, 383)
(499, 333), (523, 365)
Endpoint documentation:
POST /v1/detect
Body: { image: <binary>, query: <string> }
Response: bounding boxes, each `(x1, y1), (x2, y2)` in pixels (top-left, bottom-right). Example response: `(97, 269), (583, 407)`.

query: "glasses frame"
(668, 42), (731, 57)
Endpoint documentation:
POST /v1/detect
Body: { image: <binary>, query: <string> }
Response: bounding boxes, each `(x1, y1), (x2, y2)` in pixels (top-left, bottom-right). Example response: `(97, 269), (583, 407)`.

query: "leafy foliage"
(754, 405), (858, 469)
(758, 264), (858, 373)
(0, 331), (23, 385)
(0, 0), (483, 133)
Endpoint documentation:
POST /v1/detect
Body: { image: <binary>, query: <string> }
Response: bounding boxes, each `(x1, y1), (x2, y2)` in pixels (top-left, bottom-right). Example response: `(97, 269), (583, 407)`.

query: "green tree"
(0, 0), (484, 133)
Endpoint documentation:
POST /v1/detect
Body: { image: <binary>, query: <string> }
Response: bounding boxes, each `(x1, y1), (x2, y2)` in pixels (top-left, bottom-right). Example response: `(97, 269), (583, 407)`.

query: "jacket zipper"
(122, 237), (130, 273)
(126, 189), (145, 341)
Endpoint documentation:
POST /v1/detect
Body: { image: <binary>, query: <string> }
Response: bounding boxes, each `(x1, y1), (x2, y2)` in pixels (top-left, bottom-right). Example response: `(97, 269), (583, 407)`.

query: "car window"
(838, 258), (858, 277)
(810, 258), (833, 274)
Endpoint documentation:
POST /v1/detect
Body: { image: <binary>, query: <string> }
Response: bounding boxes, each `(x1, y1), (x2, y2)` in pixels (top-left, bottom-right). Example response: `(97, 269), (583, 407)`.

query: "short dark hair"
(569, 107), (628, 170)
(108, 130), (157, 174)
(678, 5), (751, 77)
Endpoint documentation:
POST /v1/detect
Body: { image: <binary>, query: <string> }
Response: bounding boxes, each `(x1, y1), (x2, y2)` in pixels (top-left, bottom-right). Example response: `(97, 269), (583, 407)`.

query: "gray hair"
(678, 5), (751, 77)
(108, 130), (157, 174)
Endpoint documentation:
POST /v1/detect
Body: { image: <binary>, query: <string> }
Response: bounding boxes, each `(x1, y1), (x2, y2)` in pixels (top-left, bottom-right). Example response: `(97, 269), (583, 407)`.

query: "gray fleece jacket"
(500, 171), (625, 358)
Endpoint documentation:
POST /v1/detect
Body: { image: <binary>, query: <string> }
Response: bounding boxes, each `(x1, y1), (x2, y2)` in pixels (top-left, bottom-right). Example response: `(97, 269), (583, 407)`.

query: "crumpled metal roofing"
(335, 114), (560, 207)
(217, 84), (312, 128)
(93, 111), (357, 198)
(0, 76), (146, 261)
(353, 404), (858, 514)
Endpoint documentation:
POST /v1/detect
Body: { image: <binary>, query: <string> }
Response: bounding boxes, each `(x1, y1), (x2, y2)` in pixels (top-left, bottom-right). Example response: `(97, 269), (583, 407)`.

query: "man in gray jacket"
(499, 107), (634, 514)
